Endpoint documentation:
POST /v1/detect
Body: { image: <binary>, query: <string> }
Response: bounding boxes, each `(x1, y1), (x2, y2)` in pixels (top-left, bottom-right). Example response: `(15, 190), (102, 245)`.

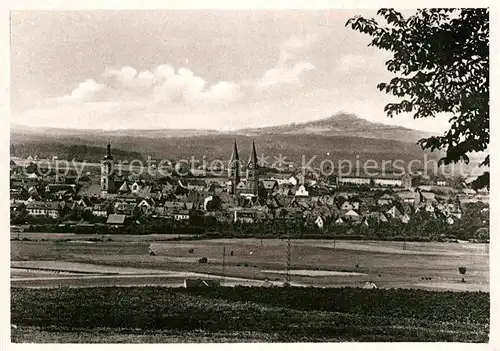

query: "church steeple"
(246, 141), (259, 196)
(228, 140), (241, 194)
(247, 141), (258, 169)
(230, 140), (239, 162)
(104, 141), (113, 160)
(101, 141), (115, 195)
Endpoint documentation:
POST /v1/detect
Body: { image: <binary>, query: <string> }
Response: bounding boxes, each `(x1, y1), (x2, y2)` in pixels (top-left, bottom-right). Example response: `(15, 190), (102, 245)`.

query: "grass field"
(11, 234), (489, 291)
(10, 286), (489, 343)
(10, 234), (490, 342)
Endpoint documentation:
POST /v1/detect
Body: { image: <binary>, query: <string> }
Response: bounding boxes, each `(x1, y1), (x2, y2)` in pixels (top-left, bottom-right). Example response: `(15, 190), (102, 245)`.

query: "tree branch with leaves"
(347, 8), (489, 189)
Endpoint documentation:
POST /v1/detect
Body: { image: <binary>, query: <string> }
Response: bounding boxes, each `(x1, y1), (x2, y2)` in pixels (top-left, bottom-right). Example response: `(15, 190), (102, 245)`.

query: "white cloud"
(58, 64), (242, 105)
(197, 81), (242, 103)
(257, 62), (315, 88)
(102, 65), (155, 92)
(256, 36), (316, 89)
(59, 79), (106, 103)
(103, 65), (137, 81)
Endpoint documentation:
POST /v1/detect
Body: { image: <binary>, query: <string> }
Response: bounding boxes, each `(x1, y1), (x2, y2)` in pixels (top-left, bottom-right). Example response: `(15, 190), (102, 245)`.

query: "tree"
(458, 266), (467, 282)
(347, 9), (489, 188)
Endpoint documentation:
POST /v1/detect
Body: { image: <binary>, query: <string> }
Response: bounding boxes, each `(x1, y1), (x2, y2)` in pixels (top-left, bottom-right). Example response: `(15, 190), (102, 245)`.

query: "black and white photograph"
(6, 5), (491, 344)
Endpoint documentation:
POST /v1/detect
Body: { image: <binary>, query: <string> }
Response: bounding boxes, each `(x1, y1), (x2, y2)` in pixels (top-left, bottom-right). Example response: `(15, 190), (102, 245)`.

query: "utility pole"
(222, 246), (226, 283)
(286, 238), (291, 286)
(403, 231), (407, 251)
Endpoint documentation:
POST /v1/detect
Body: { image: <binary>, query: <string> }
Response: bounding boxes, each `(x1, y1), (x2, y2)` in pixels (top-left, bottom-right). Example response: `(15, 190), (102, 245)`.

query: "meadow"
(10, 234), (490, 342)
(11, 234), (489, 291)
(11, 286), (489, 343)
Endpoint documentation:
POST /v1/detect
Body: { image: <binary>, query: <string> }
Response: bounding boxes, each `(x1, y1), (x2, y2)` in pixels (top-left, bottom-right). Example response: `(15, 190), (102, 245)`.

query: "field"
(11, 286), (490, 342)
(11, 233), (489, 291)
(10, 233), (489, 342)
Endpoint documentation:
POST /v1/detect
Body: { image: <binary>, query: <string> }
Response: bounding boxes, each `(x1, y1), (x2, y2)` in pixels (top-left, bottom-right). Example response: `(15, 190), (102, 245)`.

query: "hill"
(10, 142), (144, 163)
(10, 112), (440, 169)
(236, 113), (431, 143)
(11, 112), (431, 143)
(10, 132), (438, 170)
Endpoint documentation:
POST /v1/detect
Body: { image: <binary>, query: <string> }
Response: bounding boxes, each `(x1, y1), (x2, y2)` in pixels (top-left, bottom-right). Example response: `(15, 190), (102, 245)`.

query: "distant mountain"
(236, 113), (431, 143)
(11, 112), (431, 143)
(10, 112), (440, 169)
(10, 124), (221, 139)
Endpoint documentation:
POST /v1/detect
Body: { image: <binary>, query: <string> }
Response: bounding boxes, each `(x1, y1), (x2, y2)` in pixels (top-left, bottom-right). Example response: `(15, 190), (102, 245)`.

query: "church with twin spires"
(227, 140), (260, 197)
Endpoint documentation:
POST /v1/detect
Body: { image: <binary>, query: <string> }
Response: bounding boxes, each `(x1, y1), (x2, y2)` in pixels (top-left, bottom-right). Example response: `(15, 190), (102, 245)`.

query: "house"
(106, 214), (126, 226)
(204, 211), (229, 223)
(186, 179), (207, 192)
(164, 201), (194, 211)
(131, 181), (141, 194)
(52, 189), (74, 202)
(26, 173), (38, 181)
(92, 203), (110, 218)
(77, 183), (102, 198)
(233, 208), (267, 223)
(260, 180), (278, 195)
(138, 198), (155, 213)
(339, 176), (371, 186)
(137, 185), (153, 199)
(377, 194), (394, 206)
(27, 186), (41, 199)
(10, 202), (24, 213)
(401, 213), (411, 224)
(114, 202), (138, 218)
(46, 183), (76, 194)
(173, 210), (190, 221)
(343, 209), (361, 222)
(340, 201), (353, 211)
(164, 201), (186, 211)
(386, 205), (403, 219)
(372, 175), (403, 187)
(424, 201), (435, 213)
(75, 197), (93, 210)
(363, 281), (378, 289)
(315, 215), (325, 229)
(235, 181), (248, 195)
(419, 191), (437, 203)
(367, 211), (388, 223)
(319, 195), (335, 207)
(118, 182), (130, 194)
(397, 190), (417, 204)
(462, 188), (476, 196)
(26, 201), (61, 218)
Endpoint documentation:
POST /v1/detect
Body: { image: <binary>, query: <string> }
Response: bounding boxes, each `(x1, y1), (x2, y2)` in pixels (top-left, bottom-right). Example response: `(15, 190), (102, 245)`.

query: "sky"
(10, 9), (451, 132)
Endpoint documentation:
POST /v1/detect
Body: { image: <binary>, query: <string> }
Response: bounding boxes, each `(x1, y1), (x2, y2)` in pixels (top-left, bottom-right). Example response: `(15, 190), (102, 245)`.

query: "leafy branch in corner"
(346, 8), (489, 189)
